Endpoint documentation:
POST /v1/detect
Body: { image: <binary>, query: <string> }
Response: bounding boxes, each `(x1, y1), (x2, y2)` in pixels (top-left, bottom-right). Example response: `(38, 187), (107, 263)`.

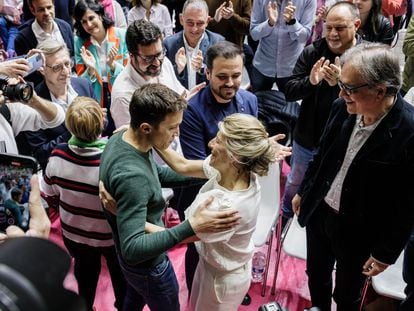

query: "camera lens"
(4, 84), (33, 102)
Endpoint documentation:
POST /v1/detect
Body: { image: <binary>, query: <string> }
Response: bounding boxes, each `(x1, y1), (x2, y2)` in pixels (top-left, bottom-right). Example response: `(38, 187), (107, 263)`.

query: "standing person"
(402, 15), (414, 96)
(163, 0), (224, 90)
(156, 113), (276, 310)
(177, 40), (257, 298)
(97, 0), (128, 28)
(292, 42), (414, 311)
(23, 39), (96, 172)
(41, 97), (126, 311)
(73, 0), (129, 136)
(400, 228), (414, 311)
(15, 0), (73, 56)
(249, 0), (316, 93)
(354, 0), (394, 44)
(22, 0), (75, 28)
(281, 1), (362, 223)
(4, 188), (24, 229)
(111, 19), (201, 129)
(100, 83), (242, 311)
(127, 0), (173, 38)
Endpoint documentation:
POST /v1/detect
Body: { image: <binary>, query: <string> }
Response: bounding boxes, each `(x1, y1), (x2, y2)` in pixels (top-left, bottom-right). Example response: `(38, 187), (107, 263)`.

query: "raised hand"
(106, 45), (119, 72)
(267, 1), (278, 26)
(310, 57), (328, 85)
(191, 50), (204, 72)
(283, 0), (296, 23)
(80, 46), (96, 73)
(175, 47), (187, 74)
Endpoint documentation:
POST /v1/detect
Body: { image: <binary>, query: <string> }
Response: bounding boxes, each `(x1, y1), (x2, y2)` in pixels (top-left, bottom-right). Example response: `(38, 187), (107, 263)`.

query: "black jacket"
(298, 95), (414, 264)
(358, 15), (394, 45)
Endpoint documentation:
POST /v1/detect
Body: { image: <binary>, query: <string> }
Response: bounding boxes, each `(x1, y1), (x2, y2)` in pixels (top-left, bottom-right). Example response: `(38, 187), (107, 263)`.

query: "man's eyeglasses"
(45, 60), (74, 73)
(136, 49), (166, 64)
(338, 80), (370, 96)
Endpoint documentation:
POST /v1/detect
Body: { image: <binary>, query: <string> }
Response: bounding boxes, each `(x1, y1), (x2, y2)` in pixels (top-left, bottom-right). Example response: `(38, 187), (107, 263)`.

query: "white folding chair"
(282, 214), (307, 260)
(252, 162), (281, 296)
(360, 250), (406, 310)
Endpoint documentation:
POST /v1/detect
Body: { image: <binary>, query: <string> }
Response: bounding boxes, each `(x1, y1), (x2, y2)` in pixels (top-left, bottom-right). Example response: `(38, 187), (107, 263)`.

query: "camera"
(0, 74), (33, 102)
(258, 302), (289, 311)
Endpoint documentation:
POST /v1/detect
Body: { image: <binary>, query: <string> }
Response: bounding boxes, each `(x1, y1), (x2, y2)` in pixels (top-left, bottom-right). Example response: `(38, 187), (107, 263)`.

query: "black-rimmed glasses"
(338, 80), (370, 96)
(45, 60), (74, 73)
(136, 49), (166, 64)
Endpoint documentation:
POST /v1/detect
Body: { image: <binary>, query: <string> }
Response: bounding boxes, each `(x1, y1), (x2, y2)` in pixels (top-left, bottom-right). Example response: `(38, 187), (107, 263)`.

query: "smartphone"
(0, 153), (38, 232)
(24, 53), (43, 77)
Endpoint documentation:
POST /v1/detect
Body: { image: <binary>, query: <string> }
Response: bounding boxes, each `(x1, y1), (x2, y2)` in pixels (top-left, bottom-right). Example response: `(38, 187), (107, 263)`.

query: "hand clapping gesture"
(175, 47), (187, 74)
(106, 45), (119, 72)
(283, 0), (296, 23)
(267, 1), (278, 26)
(80, 46), (97, 75)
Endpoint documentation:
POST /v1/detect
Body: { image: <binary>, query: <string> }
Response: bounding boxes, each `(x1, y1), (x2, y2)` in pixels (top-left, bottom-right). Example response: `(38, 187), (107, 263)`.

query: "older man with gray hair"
(293, 42), (414, 311)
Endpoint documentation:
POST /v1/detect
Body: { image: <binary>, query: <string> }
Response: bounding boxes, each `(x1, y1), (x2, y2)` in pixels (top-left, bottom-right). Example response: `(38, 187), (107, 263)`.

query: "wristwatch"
(286, 18), (296, 25)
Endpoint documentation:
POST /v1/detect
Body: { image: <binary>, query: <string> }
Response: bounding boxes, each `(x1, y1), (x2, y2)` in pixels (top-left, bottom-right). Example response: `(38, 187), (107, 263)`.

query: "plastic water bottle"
(251, 251), (266, 283)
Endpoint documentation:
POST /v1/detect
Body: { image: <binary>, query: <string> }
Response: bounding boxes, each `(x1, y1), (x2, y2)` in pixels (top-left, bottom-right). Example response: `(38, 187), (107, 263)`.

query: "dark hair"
(365, 0), (383, 36)
(326, 1), (360, 21)
(131, 0), (161, 6)
(28, 0), (55, 7)
(129, 84), (187, 129)
(11, 188), (22, 201)
(206, 41), (244, 70)
(126, 19), (162, 55)
(73, 0), (114, 40)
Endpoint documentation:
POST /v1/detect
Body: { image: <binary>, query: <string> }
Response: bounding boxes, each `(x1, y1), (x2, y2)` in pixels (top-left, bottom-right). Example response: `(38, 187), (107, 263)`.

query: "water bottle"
(251, 251), (266, 283)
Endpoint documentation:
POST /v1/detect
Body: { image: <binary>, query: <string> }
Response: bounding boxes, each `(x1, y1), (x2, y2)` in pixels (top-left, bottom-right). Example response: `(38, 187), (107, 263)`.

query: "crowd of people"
(0, 0), (414, 310)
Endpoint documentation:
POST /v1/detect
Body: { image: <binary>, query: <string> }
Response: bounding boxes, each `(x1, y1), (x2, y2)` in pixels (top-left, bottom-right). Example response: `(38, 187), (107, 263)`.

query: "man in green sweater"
(100, 83), (241, 311)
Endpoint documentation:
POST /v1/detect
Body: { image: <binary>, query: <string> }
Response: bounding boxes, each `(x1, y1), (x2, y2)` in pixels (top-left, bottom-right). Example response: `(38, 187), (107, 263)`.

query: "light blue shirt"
(250, 0), (316, 78)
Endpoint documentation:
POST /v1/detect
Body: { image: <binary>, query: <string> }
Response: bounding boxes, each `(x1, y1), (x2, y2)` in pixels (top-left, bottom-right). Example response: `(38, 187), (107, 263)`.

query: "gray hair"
(340, 43), (401, 96)
(218, 113), (275, 176)
(36, 39), (68, 56)
(182, 0), (209, 15)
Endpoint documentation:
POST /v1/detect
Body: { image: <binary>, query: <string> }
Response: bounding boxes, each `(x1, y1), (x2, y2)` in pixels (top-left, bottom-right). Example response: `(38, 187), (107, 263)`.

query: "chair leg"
(261, 225), (275, 296)
(359, 276), (371, 311)
(271, 212), (284, 295)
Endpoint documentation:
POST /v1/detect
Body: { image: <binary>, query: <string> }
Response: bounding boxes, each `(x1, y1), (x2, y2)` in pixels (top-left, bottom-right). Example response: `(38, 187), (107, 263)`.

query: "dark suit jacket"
(298, 94), (414, 264)
(163, 29), (224, 89)
(24, 77), (96, 171)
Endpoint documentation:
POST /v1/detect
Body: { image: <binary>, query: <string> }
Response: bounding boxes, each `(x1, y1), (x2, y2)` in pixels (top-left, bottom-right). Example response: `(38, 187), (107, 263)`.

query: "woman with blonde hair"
(156, 113), (277, 310)
(41, 97), (126, 311)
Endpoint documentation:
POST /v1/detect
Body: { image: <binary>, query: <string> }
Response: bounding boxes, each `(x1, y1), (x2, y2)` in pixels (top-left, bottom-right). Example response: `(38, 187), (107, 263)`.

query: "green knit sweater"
(100, 131), (196, 267)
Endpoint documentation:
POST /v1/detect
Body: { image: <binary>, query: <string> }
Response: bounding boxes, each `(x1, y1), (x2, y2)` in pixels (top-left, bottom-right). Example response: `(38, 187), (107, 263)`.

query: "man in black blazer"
(292, 43), (414, 311)
(22, 40), (96, 171)
(163, 0), (224, 89)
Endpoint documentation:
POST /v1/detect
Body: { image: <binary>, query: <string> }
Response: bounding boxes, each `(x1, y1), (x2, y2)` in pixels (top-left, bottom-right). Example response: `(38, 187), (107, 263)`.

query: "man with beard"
(176, 40), (257, 299)
(111, 19), (201, 129)
(281, 1), (362, 225)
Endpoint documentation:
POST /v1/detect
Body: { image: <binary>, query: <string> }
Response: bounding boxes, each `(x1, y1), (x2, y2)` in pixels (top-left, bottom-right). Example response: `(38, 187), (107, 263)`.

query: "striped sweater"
(41, 142), (114, 247)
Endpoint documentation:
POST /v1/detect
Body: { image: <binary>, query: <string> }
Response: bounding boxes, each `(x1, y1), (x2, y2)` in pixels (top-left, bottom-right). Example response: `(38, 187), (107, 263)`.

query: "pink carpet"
(49, 161), (314, 311)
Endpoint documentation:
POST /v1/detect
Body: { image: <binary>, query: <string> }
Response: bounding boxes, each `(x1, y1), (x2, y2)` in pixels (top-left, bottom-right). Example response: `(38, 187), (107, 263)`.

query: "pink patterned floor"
(49, 161), (313, 311)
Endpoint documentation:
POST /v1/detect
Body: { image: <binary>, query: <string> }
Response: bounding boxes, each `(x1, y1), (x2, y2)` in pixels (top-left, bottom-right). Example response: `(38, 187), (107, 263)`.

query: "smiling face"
(130, 39), (164, 78)
(80, 9), (105, 39)
(180, 6), (210, 48)
(208, 131), (232, 173)
(149, 111), (183, 150)
(206, 55), (243, 103)
(44, 48), (72, 89)
(325, 6), (360, 55)
(339, 62), (382, 116)
(30, 0), (55, 29)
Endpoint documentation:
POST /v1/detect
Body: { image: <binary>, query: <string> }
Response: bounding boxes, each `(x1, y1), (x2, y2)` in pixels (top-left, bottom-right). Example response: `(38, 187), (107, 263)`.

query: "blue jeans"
(281, 141), (317, 218)
(121, 256), (180, 311)
(401, 230), (414, 311)
(250, 66), (290, 94)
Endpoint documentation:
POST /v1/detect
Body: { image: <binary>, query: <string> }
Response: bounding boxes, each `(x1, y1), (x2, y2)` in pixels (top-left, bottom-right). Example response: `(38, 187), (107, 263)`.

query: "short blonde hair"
(65, 97), (103, 143)
(218, 113), (275, 176)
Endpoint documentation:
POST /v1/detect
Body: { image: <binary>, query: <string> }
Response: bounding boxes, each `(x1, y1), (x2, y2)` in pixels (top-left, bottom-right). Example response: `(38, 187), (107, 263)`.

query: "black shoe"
(241, 293), (251, 306)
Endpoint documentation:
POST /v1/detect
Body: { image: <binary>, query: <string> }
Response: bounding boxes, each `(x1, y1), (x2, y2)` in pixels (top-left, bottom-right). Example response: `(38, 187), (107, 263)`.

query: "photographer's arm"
(27, 92), (60, 122)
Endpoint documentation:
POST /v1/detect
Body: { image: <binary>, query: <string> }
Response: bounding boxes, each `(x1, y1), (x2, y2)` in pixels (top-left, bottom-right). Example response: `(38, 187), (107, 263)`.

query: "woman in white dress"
(157, 113), (278, 310)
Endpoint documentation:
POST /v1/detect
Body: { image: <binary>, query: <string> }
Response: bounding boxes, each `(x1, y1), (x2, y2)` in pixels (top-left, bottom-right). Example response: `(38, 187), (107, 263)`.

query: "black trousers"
(305, 201), (370, 311)
(63, 237), (126, 310)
